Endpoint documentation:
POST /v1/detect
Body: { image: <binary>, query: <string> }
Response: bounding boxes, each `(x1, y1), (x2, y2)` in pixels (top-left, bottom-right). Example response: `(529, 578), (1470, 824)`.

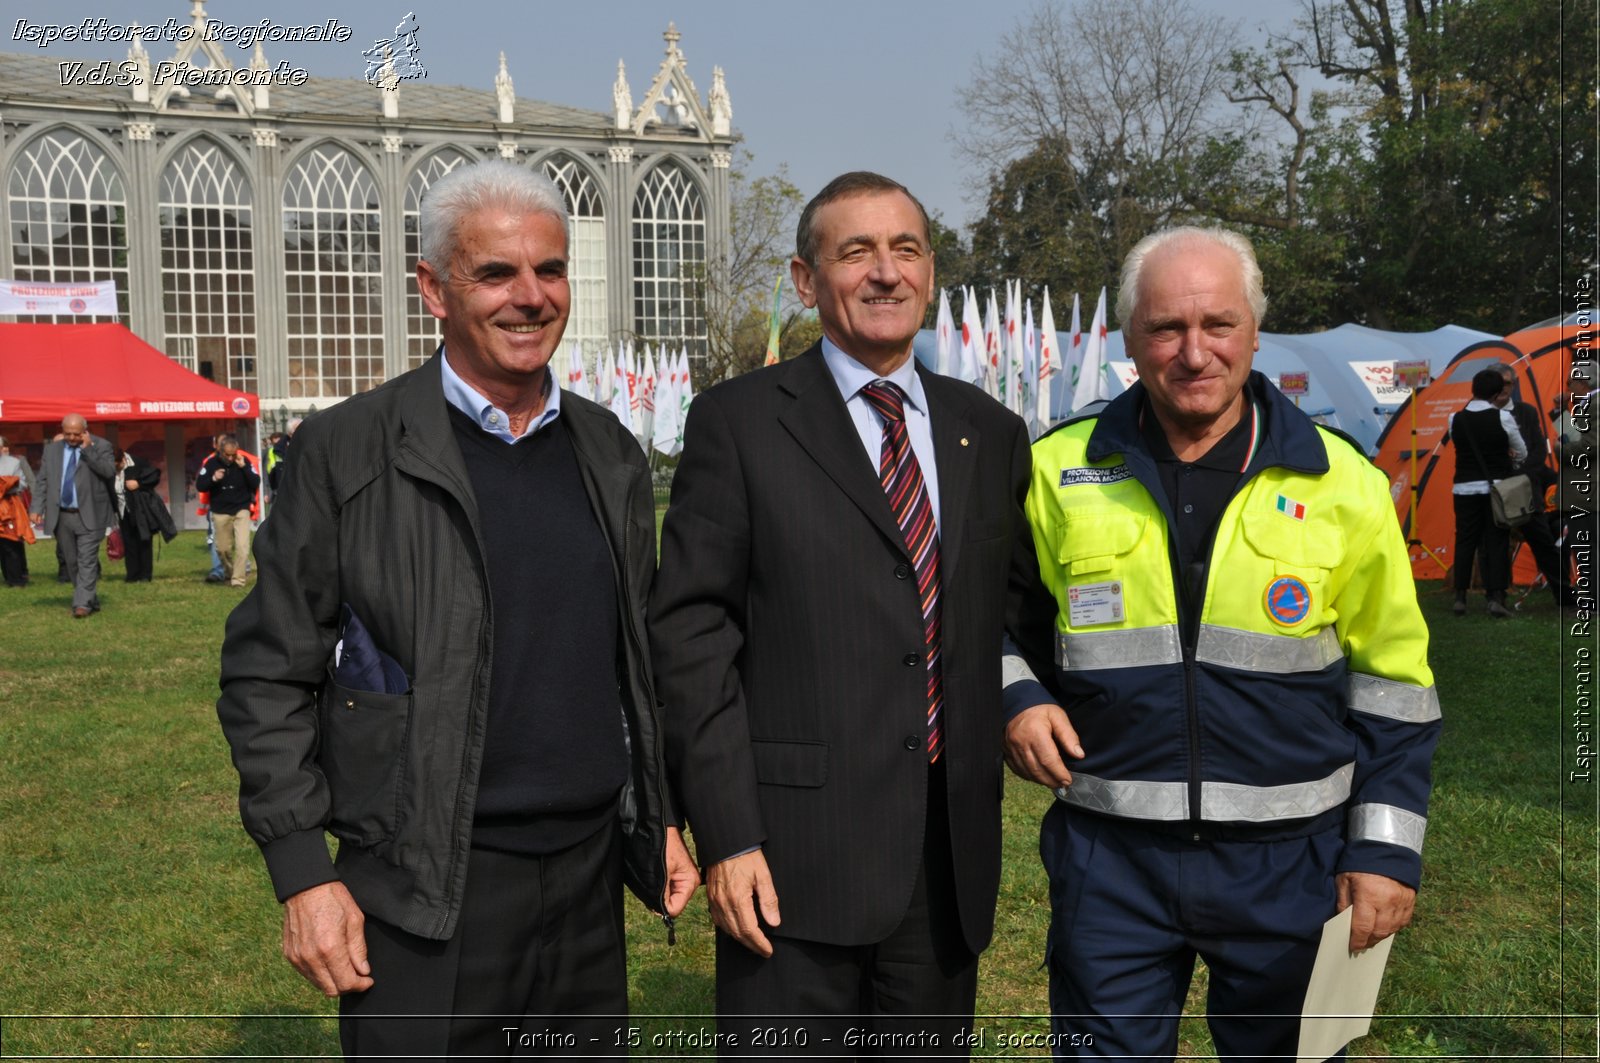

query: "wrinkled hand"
(1336, 871), (1415, 952)
(281, 881), (374, 997)
(662, 826), (700, 917)
(706, 849), (781, 958)
(1004, 703), (1084, 789)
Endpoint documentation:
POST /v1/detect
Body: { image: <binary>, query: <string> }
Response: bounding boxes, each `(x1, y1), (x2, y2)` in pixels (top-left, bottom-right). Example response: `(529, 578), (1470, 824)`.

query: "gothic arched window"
(631, 161), (706, 362)
(543, 155), (608, 368)
(283, 145), (382, 398)
(7, 130), (129, 323)
(160, 140), (255, 391)
(403, 148), (471, 370)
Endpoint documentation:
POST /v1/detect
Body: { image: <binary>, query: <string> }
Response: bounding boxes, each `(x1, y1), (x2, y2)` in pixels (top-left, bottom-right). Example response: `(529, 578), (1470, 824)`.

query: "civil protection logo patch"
(1264, 575), (1312, 626)
(1060, 464), (1133, 487)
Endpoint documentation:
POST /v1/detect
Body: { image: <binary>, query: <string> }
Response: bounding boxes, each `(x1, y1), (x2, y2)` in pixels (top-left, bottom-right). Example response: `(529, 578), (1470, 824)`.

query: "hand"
(1336, 871), (1416, 952)
(705, 849), (781, 958)
(661, 826), (700, 917)
(213, 468), (225, 482)
(281, 881), (374, 997)
(1004, 703), (1085, 789)
(124, 478), (140, 491)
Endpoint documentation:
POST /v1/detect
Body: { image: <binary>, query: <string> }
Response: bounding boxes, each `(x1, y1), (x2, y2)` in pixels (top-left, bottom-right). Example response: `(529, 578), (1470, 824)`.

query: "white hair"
(418, 160), (569, 283)
(1116, 226), (1267, 327)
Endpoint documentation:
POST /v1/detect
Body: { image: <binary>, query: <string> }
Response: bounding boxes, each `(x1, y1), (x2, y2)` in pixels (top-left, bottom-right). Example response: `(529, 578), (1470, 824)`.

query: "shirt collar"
(821, 336), (928, 415)
(1463, 398), (1497, 412)
(439, 346), (561, 442)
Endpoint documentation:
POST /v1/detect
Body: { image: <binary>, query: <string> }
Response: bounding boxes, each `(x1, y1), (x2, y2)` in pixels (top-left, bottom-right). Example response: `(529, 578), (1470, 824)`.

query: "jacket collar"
(773, 344), (983, 577)
(1087, 370), (1329, 478)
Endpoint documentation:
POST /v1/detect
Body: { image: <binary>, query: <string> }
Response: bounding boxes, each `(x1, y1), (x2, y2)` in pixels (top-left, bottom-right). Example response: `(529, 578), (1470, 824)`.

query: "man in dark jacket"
(1493, 362), (1576, 606)
(217, 160), (697, 1059)
(197, 434), (259, 588)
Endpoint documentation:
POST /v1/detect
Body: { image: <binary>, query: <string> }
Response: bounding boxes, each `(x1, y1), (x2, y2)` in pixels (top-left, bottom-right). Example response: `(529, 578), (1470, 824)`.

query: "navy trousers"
(1042, 803), (1345, 1062)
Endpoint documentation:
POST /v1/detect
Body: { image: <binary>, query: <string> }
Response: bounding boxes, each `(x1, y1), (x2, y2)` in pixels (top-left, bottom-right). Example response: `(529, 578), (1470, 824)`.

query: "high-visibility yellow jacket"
(1026, 374), (1438, 887)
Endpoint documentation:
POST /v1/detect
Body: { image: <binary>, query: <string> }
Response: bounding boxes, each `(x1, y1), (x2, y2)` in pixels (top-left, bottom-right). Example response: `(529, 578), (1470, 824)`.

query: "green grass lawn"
(1, 532), (1593, 1058)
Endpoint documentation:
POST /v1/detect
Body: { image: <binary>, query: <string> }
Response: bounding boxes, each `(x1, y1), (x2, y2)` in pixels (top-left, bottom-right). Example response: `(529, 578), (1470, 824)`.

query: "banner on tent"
(1350, 361), (1416, 405)
(0, 279), (119, 316)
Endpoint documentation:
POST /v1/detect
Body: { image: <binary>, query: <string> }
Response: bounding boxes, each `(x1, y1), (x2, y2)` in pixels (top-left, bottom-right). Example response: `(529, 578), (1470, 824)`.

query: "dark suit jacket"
(649, 345), (1055, 954)
(36, 435), (117, 533)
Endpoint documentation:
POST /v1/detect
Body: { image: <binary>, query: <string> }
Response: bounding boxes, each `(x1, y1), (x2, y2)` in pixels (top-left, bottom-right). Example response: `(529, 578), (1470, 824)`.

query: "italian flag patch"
(1275, 494), (1306, 521)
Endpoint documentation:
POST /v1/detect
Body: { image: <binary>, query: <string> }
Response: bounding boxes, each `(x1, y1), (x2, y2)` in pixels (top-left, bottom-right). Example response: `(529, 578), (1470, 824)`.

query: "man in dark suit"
(34, 413), (116, 617)
(650, 171), (1056, 1054)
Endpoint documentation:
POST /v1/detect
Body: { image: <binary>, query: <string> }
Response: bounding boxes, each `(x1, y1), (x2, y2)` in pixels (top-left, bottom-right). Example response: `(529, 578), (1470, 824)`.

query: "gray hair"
(419, 160), (570, 283)
(1116, 226), (1267, 327)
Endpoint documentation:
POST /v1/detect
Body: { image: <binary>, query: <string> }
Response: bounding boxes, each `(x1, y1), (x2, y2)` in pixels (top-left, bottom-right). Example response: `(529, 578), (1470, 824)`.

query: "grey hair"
(419, 160), (570, 282)
(1116, 226), (1267, 327)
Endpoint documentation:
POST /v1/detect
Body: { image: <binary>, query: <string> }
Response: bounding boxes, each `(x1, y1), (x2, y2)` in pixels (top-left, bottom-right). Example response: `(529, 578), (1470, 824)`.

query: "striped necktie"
(861, 381), (943, 762)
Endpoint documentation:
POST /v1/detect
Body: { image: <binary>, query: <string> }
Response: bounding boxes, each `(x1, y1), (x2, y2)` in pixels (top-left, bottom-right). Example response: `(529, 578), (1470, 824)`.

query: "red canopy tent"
(0, 322), (257, 423)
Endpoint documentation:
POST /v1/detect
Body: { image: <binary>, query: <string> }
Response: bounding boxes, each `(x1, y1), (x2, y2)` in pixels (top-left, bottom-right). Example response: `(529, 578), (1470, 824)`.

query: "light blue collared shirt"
(821, 338), (941, 533)
(439, 346), (562, 443)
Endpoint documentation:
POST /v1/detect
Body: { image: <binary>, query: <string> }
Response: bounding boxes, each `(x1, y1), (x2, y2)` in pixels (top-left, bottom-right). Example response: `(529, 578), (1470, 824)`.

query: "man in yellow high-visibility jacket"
(1003, 227), (1439, 1061)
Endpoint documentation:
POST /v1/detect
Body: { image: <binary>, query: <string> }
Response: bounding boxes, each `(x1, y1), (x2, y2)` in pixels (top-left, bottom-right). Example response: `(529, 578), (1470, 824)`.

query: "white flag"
(639, 344), (657, 446)
(983, 291), (1002, 400)
(651, 348), (679, 456)
(608, 348), (631, 427)
(674, 349), (694, 456)
(1065, 293), (1084, 397)
(1071, 287), (1111, 410)
(1022, 296), (1038, 434)
(1037, 288), (1060, 433)
(935, 289), (955, 378)
(958, 287), (983, 385)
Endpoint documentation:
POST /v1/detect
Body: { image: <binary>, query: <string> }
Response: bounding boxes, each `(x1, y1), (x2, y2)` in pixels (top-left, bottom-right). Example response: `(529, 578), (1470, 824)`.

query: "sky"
(7, 0), (1305, 228)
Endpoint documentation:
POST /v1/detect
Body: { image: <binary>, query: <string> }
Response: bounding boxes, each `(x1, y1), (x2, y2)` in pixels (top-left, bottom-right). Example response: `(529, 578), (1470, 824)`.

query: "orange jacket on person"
(196, 448), (262, 520)
(0, 475), (36, 544)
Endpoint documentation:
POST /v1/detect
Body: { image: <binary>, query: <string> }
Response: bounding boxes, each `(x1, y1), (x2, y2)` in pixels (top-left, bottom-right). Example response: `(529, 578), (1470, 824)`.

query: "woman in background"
(113, 446), (175, 582)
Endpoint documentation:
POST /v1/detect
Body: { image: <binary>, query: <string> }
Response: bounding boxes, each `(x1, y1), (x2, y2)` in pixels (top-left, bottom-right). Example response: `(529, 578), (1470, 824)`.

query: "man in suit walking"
(34, 413), (116, 617)
(650, 171), (1056, 1054)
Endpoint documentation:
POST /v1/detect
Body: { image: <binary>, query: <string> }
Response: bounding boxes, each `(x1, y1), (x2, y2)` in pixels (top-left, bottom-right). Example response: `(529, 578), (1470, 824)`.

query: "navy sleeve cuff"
(1336, 840), (1423, 891)
(1003, 678), (1055, 722)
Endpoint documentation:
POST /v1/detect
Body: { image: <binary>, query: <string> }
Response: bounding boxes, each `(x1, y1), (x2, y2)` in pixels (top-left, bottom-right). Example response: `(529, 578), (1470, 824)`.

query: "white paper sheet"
(1297, 906), (1396, 1063)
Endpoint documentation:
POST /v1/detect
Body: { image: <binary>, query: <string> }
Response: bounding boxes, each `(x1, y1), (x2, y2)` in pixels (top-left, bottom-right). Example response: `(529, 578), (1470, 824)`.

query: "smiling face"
(417, 206), (571, 402)
(790, 190), (933, 374)
(1125, 239), (1259, 441)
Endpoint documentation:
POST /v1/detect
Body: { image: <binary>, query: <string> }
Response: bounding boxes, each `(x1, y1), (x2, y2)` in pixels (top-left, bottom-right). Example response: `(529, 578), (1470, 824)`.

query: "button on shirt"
(440, 348), (562, 442)
(821, 338), (942, 533)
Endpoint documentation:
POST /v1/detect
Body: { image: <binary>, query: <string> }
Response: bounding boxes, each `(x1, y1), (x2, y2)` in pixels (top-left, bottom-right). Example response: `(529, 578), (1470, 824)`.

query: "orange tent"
(1373, 318), (1587, 583)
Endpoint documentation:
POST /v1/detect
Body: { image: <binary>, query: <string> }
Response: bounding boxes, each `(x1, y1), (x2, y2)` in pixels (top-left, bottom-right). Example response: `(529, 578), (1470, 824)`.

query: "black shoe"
(1487, 599), (1512, 618)
(1452, 596), (1467, 616)
(205, 573), (226, 584)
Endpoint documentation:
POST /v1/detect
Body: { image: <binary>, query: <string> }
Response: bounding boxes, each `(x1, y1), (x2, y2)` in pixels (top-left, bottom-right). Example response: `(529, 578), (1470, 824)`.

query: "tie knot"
(862, 380), (906, 423)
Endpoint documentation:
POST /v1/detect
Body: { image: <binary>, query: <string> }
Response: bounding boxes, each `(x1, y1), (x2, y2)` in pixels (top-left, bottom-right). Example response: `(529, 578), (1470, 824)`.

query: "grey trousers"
(56, 508), (104, 611)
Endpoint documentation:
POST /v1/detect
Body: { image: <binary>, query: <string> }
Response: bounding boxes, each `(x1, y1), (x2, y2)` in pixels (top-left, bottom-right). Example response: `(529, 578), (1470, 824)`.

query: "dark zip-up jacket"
(217, 354), (671, 939)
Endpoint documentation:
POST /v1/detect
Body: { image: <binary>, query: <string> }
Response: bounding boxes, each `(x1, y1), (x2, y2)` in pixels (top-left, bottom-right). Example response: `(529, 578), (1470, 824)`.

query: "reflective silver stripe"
(1348, 672), (1441, 723)
(1056, 626), (1183, 671)
(1201, 763), (1354, 822)
(1002, 653), (1040, 689)
(1058, 772), (1188, 819)
(1194, 624), (1343, 674)
(1348, 802), (1427, 853)
(1057, 763), (1355, 823)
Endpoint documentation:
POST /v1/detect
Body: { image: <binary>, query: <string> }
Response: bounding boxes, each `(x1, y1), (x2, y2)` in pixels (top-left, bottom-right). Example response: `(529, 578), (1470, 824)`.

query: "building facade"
(1, 6), (735, 423)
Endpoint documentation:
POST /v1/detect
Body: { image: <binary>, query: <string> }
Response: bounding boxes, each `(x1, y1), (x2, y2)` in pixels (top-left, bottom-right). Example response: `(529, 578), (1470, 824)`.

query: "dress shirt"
(440, 347), (562, 443)
(821, 337), (942, 533)
(1451, 399), (1526, 495)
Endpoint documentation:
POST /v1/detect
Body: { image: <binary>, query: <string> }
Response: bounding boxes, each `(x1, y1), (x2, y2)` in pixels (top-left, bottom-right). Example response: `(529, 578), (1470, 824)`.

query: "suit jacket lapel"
(776, 347), (908, 554)
(922, 368), (978, 581)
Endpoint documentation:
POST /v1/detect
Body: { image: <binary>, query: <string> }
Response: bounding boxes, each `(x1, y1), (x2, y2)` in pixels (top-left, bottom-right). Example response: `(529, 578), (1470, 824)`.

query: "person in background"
(113, 445), (176, 583)
(1450, 368), (1527, 617)
(0, 435), (35, 587)
(34, 414), (117, 618)
(199, 433), (261, 583)
(197, 435), (259, 589)
(1491, 361), (1574, 607)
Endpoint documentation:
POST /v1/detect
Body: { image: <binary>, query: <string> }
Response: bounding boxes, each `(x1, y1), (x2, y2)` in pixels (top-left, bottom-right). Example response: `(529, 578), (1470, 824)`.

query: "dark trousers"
(56, 508), (103, 611)
(1452, 492), (1509, 596)
(0, 535), (26, 586)
(340, 822), (627, 1061)
(119, 518), (153, 582)
(1042, 805), (1344, 1062)
(715, 766), (979, 1059)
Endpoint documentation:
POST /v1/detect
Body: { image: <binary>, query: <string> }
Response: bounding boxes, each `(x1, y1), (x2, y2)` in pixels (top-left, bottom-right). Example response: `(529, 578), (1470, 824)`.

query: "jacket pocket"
(318, 678), (414, 846)
(1056, 513), (1147, 577)
(750, 739), (829, 788)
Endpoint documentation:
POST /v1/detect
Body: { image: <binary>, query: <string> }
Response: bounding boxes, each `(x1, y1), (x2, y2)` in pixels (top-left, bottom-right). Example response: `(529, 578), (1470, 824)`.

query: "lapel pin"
(960, 437), (970, 447)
